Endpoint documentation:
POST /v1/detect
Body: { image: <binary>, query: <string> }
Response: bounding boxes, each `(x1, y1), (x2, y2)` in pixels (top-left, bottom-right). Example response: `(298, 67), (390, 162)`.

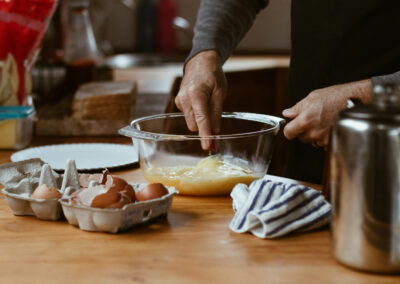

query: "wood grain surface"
(0, 137), (398, 283)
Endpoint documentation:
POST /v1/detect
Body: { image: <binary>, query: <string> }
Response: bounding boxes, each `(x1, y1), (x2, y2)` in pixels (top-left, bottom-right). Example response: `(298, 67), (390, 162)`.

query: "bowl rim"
(125, 112), (285, 141)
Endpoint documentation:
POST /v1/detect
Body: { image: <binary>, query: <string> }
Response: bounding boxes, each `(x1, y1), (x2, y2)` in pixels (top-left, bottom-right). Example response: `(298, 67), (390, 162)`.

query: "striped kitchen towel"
(229, 176), (331, 238)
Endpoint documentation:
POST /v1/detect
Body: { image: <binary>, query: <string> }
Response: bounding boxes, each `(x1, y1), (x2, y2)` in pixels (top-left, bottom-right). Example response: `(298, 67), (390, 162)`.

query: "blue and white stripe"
(230, 176), (331, 238)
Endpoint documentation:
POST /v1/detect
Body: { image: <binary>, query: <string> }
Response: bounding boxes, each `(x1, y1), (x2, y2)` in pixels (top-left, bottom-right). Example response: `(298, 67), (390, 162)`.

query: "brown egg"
(31, 184), (62, 199)
(136, 183), (169, 201)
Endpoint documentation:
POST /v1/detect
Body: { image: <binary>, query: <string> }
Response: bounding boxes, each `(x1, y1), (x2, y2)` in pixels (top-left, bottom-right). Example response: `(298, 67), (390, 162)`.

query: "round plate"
(11, 143), (138, 171)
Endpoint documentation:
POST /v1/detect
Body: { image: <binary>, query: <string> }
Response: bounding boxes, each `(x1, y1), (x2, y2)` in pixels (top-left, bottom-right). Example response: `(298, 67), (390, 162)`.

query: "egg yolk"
(143, 155), (260, 196)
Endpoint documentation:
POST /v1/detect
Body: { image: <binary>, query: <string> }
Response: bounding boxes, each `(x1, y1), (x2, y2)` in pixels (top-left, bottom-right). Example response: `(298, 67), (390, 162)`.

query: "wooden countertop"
(0, 137), (398, 283)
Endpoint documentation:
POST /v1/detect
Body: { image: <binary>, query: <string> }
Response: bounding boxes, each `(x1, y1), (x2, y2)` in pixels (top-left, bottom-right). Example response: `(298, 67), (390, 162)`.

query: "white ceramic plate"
(11, 143), (138, 171)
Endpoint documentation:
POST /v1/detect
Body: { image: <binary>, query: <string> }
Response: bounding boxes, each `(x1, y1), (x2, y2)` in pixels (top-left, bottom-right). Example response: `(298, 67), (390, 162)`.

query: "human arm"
(186, 0), (269, 63)
(282, 79), (373, 148)
(176, 0), (268, 149)
(282, 68), (400, 148)
(175, 50), (226, 149)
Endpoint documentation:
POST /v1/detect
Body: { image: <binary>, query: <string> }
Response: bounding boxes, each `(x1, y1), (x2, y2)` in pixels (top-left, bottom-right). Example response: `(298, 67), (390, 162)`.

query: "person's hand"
(175, 50), (227, 149)
(282, 79), (372, 148)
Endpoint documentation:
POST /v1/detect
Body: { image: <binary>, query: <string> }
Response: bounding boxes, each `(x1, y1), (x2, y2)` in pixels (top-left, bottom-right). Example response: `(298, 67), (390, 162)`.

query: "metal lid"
(0, 106), (35, 120)
(339, 104), (400, 121)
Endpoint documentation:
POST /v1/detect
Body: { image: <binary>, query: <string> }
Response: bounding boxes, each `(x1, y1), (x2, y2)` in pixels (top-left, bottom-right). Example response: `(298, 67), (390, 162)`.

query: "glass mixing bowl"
(119, 112), (285, 196)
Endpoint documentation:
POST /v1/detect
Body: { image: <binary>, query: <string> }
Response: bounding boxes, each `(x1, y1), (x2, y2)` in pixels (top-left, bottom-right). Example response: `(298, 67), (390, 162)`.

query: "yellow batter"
(143, 155), (261, 196)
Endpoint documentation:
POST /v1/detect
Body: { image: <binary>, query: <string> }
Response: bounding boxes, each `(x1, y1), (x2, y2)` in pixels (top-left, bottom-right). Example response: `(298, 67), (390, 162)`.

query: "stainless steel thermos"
(331, 84), (400, 273)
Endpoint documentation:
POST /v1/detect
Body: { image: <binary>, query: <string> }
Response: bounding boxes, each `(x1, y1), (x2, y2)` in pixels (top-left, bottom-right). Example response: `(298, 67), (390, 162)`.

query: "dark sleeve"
(186, 0), (269, 64)
(371, 71), (400, 87)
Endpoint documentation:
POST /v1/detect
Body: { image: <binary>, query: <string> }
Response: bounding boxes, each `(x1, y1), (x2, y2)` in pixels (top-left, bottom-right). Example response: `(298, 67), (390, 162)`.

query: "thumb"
(282, 104), (300, 118)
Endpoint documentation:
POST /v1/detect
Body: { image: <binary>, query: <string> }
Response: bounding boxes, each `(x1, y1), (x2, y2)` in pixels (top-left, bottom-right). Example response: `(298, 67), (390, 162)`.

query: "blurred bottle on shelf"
(157, 0), (177, 53)
(31, 5), (65, 102)
(40, 5), (63, 60)
(64, 0), (101, 94)
(136, 0), (157, 53)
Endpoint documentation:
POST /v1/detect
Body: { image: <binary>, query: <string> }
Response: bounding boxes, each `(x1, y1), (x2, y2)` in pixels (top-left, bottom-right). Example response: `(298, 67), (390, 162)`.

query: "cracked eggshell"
(79, 173), (102, 188)
(60, 183), (178, 233)
(31, 184), (62, 199)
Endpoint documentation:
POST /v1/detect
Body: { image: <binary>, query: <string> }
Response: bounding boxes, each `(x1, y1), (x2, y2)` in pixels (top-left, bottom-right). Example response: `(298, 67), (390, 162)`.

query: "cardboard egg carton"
(0, 159), (78, 221)
(61, 184), (178, 233)
(0, 158), (178, 233)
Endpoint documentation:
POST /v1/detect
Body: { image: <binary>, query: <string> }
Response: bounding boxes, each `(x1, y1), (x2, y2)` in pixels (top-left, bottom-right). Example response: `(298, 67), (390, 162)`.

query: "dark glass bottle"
(64, 0), (100, 94)
(136, 0), (157, 53)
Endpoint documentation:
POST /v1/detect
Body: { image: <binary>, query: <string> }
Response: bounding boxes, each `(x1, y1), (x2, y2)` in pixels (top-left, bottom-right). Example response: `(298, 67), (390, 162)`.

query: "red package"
(0, 0), (57, 105)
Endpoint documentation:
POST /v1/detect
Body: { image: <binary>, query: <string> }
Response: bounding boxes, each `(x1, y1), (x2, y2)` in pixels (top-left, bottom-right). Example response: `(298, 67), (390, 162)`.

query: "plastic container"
(119, 112), (285, 196)
(0, 106), (35, 149)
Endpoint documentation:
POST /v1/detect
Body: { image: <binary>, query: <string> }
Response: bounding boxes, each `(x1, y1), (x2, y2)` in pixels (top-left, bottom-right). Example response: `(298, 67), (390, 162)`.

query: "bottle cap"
(69, 0), (89, 8)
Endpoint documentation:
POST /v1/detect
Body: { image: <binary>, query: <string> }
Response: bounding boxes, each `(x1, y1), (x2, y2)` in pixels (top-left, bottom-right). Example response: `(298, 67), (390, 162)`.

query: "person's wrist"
(348, 79), (373, 104)
(185, 50), (222, 74)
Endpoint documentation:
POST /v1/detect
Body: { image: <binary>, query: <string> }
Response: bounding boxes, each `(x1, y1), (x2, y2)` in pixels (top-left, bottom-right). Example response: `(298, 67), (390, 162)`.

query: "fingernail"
(201, 139), (211, 151)
(282, 108), (292, 116)
(210, 140), (218, 153)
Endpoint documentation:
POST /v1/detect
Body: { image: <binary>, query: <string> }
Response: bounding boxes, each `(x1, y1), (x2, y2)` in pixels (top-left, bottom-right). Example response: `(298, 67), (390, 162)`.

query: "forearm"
(187, 0), (268, 64)
(282, 79), (373, 146)
(371, 71), (400, 89)
(346, 79), (373, 104)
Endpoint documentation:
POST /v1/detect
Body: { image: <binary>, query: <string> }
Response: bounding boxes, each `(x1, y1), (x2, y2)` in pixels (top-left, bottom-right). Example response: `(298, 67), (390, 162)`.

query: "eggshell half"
(31, 184), (62, 199)
(104, 193), (132, 208)
(78, 185), (120, 208)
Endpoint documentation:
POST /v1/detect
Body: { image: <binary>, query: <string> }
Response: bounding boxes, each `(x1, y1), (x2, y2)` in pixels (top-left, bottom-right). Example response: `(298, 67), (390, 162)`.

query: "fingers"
(175, 94), (197, 132)
(300, 128), (331, 150)
(174, 50), (226, 150)
(282, 102), (303, 139)
(283, 116), (306, 140)
(176, 87), (214, 150)
(190, 91), (213, 149)
(210, 89), (224, 134)
(284, 110), (331, 149)
(311, 138), (329, 150)
(282, 104), (300, 119)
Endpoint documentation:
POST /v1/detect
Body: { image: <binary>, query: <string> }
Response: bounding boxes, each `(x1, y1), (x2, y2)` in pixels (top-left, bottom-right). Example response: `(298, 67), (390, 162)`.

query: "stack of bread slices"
(71, 81), (136, 121)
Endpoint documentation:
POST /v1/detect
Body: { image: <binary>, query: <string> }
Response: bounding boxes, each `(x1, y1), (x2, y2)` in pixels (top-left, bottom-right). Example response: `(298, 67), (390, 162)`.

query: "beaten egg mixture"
(143, 155), (260, 195)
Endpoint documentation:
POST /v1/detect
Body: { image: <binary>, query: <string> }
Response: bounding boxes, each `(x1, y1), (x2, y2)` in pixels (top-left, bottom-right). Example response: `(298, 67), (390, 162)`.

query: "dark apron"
(285, 0), (400, 183)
